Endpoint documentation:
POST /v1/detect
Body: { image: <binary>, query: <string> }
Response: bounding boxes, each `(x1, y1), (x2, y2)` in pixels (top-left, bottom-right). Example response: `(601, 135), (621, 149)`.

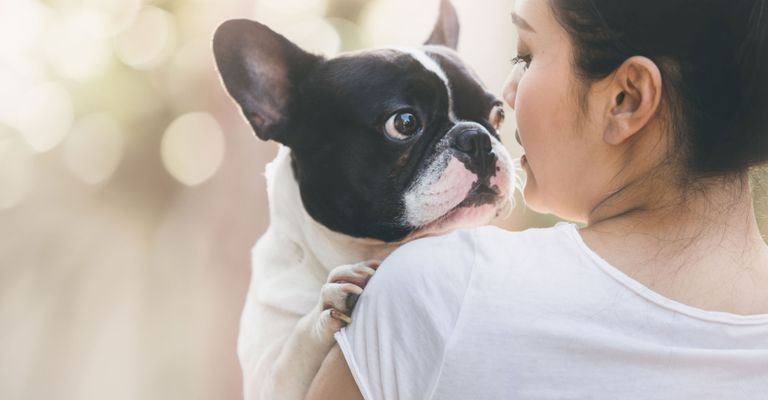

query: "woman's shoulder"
(397, 221), (577, 254)
(471, 221), (581, 259)
(375, 222), (581, 294)
(388, 221), (580, 264)
(474, 221), (577, 241)
(373, 228), (478, 294)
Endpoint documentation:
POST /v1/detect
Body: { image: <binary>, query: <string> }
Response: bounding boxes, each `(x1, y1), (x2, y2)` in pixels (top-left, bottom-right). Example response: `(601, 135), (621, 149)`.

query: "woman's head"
(504, 0), (768, 222)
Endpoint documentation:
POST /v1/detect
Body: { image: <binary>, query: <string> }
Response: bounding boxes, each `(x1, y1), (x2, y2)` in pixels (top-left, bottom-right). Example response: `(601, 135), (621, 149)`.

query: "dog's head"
(213, 0), (517, 242)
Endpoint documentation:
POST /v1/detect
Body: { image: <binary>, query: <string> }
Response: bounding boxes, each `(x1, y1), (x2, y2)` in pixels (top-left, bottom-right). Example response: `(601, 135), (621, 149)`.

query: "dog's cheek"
(403, 155), (476, 226)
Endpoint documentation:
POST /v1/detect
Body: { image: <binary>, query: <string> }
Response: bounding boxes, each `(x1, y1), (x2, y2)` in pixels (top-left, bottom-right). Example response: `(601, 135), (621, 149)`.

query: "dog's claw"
(330, 309), (352, 324)
(317, 260), (380, 335)
(345, 293), (360, 312)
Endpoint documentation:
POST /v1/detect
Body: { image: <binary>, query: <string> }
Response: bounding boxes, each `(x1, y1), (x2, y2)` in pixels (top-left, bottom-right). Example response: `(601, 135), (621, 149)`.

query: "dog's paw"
(320, 260), (381, 326)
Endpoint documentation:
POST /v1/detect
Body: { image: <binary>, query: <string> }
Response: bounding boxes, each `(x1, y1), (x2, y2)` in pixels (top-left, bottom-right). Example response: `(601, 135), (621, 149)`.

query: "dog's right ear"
(213, 19), (321, 144)
(424, 0), (460, 50)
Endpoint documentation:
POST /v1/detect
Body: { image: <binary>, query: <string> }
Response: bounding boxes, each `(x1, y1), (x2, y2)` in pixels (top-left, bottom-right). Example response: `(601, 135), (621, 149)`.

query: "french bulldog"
(212, 1), (518, 399)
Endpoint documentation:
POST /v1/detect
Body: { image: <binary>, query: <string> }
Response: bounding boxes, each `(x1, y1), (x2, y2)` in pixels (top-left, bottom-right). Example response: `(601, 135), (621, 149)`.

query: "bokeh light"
(258, 0), (328, 16)
(63, 114), (124, 185)
(0, 130), (35, 210)
(0, 0), (51, 58)
(280, 18), (342, 56)
(16, 81), (75, 153)
(360, 0), (437, 46)
(161, 112), (225, 186)
(44, 9), (113, 81)
(166, 41), (217, 114)
(83, 0), (141, 35)
(251, 0), (330, 40)
(0, 62), (44, 129)
(113, 5), (176, 70)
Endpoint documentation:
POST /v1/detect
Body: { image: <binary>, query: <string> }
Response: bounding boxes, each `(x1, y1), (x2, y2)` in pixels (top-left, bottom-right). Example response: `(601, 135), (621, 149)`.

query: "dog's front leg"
(251, 260), (380, 400)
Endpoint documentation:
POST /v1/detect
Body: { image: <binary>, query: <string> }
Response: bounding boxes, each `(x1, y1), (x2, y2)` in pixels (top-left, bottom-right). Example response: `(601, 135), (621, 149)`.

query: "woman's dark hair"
(550, 0), (768, 177)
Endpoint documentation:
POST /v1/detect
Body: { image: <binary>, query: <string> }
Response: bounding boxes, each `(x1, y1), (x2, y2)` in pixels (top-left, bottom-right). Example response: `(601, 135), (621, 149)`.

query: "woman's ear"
(603, 56), (663, 145)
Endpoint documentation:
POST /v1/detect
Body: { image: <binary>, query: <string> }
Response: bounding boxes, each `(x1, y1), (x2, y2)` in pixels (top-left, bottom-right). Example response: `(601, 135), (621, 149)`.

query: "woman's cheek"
(514, 69), (544, 157)
(515, 67), (560, 214)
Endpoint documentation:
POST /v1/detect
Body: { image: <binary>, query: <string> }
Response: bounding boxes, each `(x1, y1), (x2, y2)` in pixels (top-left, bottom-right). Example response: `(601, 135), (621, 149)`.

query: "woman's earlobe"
(603, 118), (631, 145)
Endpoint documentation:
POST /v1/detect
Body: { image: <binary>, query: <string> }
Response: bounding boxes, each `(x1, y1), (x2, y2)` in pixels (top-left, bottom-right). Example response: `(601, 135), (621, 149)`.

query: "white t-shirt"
(334, 222), (768, 400)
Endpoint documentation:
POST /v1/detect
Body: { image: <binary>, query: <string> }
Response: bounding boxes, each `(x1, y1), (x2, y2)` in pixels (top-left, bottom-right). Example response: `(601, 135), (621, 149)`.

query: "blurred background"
(0, 0), (765, 399)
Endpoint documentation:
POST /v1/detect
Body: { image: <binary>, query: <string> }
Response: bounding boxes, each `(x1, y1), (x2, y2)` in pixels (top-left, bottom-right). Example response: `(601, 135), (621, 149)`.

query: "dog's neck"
(264, 145), (402, 273)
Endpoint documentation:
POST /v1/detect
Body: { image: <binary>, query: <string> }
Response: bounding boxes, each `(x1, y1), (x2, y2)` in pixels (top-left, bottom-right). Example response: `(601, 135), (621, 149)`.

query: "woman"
(306, 0), (768, 398)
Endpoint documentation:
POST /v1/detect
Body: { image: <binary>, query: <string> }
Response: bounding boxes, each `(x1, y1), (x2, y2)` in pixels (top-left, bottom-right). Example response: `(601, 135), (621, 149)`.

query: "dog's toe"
(321, 282), (362, 313)
(321, 259), (381, 317)
(313, 308), (349, 340)
(328, 260), (379, 287)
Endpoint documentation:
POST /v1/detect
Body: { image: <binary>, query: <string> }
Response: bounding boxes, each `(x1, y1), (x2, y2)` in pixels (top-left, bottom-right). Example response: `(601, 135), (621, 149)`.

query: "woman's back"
(576, 179), (768, 318)
(335, 225), (768, 400)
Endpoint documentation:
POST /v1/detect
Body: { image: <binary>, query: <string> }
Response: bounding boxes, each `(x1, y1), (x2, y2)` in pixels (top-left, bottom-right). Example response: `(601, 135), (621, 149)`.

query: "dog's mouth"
(469, 183), (500, 200)
(437, 183), (503, 220)
(399, 147), (517, 243)
(401, 183), (504, 242)
(449, 183), (500, 211)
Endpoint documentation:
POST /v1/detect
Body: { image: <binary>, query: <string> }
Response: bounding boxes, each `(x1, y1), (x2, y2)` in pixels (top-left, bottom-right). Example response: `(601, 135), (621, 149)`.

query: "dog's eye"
(384, 112), (421, 140)
(489, 104), (505, 131)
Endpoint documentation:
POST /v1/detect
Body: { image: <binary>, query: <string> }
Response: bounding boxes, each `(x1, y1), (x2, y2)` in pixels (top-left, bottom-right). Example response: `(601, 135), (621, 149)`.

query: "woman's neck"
(580, 170), (768, 314)
(588, 170), (762, 247)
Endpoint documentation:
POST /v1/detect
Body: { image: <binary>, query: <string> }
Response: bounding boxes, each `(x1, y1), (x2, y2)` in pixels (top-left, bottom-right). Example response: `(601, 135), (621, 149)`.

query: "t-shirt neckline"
(556, 221), (768, 325)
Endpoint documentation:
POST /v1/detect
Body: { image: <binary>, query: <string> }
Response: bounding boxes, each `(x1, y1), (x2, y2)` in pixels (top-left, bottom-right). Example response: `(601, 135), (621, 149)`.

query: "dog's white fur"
(241, 145), (404, 400)
(239, 49), (517, 400)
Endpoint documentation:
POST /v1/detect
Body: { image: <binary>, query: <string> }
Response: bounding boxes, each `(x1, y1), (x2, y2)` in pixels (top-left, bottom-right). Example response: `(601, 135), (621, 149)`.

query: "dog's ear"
(213, 19), (321, 144)
(424, 0), (460, 50)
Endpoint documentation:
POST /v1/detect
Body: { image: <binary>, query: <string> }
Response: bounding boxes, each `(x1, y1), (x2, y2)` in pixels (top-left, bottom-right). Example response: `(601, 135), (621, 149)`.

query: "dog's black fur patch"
(214, 1), (504, 242)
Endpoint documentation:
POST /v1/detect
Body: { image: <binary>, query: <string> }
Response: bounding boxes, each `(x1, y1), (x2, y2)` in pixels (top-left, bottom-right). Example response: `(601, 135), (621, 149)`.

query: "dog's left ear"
(212, 19), (321, 145)
(424, 0), (460, 50)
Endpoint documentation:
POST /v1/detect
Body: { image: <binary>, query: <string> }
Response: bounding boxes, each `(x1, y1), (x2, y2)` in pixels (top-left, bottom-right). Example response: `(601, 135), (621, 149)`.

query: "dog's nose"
(452, 129), (492, 158)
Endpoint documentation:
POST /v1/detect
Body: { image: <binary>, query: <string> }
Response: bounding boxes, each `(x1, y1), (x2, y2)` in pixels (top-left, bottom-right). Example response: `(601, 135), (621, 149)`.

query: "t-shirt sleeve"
(333, 228), (478, 400)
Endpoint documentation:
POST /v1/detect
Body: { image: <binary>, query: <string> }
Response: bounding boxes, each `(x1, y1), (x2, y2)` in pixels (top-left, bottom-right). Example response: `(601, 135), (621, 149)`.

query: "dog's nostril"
(452, 129), (492, 156)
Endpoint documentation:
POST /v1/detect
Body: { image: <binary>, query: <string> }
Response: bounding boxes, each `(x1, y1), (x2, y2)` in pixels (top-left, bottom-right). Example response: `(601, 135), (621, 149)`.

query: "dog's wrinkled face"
(213, 1), (517, 242)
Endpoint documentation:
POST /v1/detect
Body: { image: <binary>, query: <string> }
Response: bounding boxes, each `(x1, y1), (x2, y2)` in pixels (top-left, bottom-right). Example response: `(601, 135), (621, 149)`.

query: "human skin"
(305, 1), (768, 398)
(505, 0), (768, 315)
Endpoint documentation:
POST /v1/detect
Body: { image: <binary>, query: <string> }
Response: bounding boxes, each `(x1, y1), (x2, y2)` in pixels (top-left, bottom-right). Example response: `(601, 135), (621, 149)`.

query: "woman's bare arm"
(305, 344), (364, 400)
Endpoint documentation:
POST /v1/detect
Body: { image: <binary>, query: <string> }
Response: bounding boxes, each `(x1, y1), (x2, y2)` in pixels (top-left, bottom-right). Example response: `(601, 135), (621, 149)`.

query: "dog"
(212, 1), (517, 398)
